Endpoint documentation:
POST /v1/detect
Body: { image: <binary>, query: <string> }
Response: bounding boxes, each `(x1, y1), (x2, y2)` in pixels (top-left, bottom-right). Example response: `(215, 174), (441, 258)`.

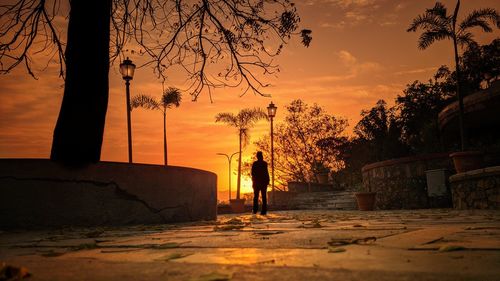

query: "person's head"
(256, 151), (263, 161)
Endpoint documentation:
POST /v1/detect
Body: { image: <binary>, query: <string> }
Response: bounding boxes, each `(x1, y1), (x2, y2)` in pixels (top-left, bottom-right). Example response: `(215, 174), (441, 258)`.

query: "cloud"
(394, 67), (437, 76)
(338, 50), (382, 74)
(394, 3), (406, 11)
(328, 0), (377, 9)
(338, 50), (358, 65)
(315, 0), (382, 29)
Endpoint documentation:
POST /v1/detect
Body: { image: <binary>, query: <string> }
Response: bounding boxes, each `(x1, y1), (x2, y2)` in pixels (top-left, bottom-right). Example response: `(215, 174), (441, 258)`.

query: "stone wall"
(450, 166), (500, 209)
(361, 154), (454, 209)
(0, 159), (217, 229)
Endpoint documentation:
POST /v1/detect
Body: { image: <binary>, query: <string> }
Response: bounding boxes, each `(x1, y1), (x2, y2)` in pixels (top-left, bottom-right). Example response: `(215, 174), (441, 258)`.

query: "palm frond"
(216, 107), (267, 147)
(459, 8), (500, 32)
(215, 112), (239, 127)
(428, 2), (448, 19)
(418, 30), (451, 49)
(407, 13), (448, 32)
(456, 32), (475, 47)
(161, 87), (182, 109)
(238, 107), (268, 128)
(130, 94), (160, 111)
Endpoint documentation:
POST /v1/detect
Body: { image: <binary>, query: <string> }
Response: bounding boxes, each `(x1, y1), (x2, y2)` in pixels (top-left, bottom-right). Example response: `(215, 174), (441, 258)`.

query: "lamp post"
(267, 102), (277, 205)
(119, 57), (136, 163)
(217, 152), (239, 202)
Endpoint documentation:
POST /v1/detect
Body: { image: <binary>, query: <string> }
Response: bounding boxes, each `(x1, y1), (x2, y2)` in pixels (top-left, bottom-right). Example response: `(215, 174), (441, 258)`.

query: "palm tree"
(407, 0), (499, 151)
(131, 87), (182, 166)
(215, 108), (268, 199)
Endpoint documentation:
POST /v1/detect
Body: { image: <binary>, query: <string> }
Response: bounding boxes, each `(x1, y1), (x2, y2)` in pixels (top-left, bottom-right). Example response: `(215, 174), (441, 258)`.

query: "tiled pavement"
(1, 209), (499, 280)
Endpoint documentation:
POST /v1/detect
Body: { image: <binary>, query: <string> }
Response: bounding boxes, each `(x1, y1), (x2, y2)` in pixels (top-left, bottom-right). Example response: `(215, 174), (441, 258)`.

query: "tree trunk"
(236, 129), (242, 199)
(453, 35), (467, 151)
(50, 0), (111, 165)
(163, 111), (168, 166)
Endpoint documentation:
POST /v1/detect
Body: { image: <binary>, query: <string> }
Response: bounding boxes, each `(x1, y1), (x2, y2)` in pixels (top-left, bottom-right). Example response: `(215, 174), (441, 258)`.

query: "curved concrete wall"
(0, 159), (217, 229)
(362, 154), (454, 209)
(438, 81), (500, 151)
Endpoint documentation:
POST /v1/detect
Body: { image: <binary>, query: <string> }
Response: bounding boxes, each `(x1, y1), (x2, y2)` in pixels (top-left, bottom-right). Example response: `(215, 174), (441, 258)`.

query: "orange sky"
(0, 0), (499, 201)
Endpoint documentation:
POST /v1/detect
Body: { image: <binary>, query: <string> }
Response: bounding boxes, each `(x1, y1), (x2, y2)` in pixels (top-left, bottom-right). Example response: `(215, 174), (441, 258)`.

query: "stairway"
(289, 191), (358, 210)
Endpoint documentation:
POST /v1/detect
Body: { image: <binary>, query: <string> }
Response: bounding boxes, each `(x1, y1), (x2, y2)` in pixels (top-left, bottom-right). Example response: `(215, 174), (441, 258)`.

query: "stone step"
(290, 191), (358, 210)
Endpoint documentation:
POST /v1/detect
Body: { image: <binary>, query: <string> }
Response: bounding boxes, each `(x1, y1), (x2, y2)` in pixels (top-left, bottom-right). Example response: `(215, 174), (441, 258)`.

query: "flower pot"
(316, 173), (329, 184)
(449, 151), (483, 173)
(355, 192), (376, 211)
(229, 198), (246, 213)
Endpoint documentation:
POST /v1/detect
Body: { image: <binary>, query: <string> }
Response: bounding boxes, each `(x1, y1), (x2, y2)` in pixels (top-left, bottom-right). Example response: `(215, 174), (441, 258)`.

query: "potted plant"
(355, 184), (376, 211)
(449, 151), (483, 173)
(229, 198), (246, 213)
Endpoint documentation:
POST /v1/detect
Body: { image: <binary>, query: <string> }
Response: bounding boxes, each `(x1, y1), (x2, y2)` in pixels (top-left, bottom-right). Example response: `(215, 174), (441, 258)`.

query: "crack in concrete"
(0, 176), (187, 223)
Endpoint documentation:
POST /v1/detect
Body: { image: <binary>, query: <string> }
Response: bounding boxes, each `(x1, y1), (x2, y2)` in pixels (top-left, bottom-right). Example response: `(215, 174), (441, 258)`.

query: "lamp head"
(120, 57), (136, 81)
(267, 101), (277, 118)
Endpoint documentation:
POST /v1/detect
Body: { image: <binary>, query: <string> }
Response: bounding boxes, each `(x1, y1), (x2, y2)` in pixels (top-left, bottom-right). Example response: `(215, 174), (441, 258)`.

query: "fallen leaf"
(328, 247), (346, 253)
(225, 218), (244, 225)
(40, 250), (65, 257)
(254, 259), (275, 265)
(71, 242), (98, 251)
(252, 231), (284, 236)
(297, 221), (323, 228)
(214, 225), (245, 231)
(190, 272), (231, 281)
(328, 236), (376, 246)
(156, 252), (193, 261)
(152, 242), (180, 249)
(438, 245), (466, 252)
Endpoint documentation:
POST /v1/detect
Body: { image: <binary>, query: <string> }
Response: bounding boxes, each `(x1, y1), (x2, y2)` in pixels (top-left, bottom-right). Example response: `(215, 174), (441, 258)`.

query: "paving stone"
(1, 209), (499, 280)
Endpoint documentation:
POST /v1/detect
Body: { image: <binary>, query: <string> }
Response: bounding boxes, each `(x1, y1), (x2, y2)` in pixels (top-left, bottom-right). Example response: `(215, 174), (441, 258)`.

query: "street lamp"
(267, 101), (277, 205)
(120, 57), (136, 163)
(217, 152), (240, 202)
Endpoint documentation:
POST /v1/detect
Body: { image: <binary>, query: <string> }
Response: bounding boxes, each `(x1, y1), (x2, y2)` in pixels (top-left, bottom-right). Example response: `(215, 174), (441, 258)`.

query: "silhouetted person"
(251, 151), (270, 215)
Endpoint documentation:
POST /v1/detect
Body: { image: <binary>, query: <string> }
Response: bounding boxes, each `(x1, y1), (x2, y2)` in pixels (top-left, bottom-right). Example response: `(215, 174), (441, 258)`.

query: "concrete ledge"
(0, 159), (217, 229)
(450, 166), (500, 182)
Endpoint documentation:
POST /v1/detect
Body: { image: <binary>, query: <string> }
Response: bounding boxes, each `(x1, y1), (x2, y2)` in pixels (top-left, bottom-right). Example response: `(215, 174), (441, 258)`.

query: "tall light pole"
(267, 102), (277, 205)
(119, 57), (136, 163)
(217, 152), (239, 202)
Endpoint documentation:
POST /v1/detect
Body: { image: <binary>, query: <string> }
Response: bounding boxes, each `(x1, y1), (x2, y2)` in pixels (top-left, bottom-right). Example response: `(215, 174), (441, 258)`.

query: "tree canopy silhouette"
(407, 0), (499, 150)
(0, 0), (311, 165)
(250, 100), (348, 186)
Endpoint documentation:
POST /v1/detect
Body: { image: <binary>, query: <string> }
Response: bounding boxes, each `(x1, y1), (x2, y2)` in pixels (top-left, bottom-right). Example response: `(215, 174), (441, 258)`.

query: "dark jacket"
(251, 160), (270, 188)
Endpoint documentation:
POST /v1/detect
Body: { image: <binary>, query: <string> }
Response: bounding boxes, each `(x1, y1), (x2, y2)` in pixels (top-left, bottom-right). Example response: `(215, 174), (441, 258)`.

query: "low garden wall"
(361, 154), (454, 209)
(450, 166), (500, 209)
(0, 159), (217, 229)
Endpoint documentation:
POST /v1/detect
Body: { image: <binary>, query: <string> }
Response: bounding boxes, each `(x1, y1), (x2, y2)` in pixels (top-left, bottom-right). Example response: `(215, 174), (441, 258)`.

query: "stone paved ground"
(1, 209), (500, 281)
